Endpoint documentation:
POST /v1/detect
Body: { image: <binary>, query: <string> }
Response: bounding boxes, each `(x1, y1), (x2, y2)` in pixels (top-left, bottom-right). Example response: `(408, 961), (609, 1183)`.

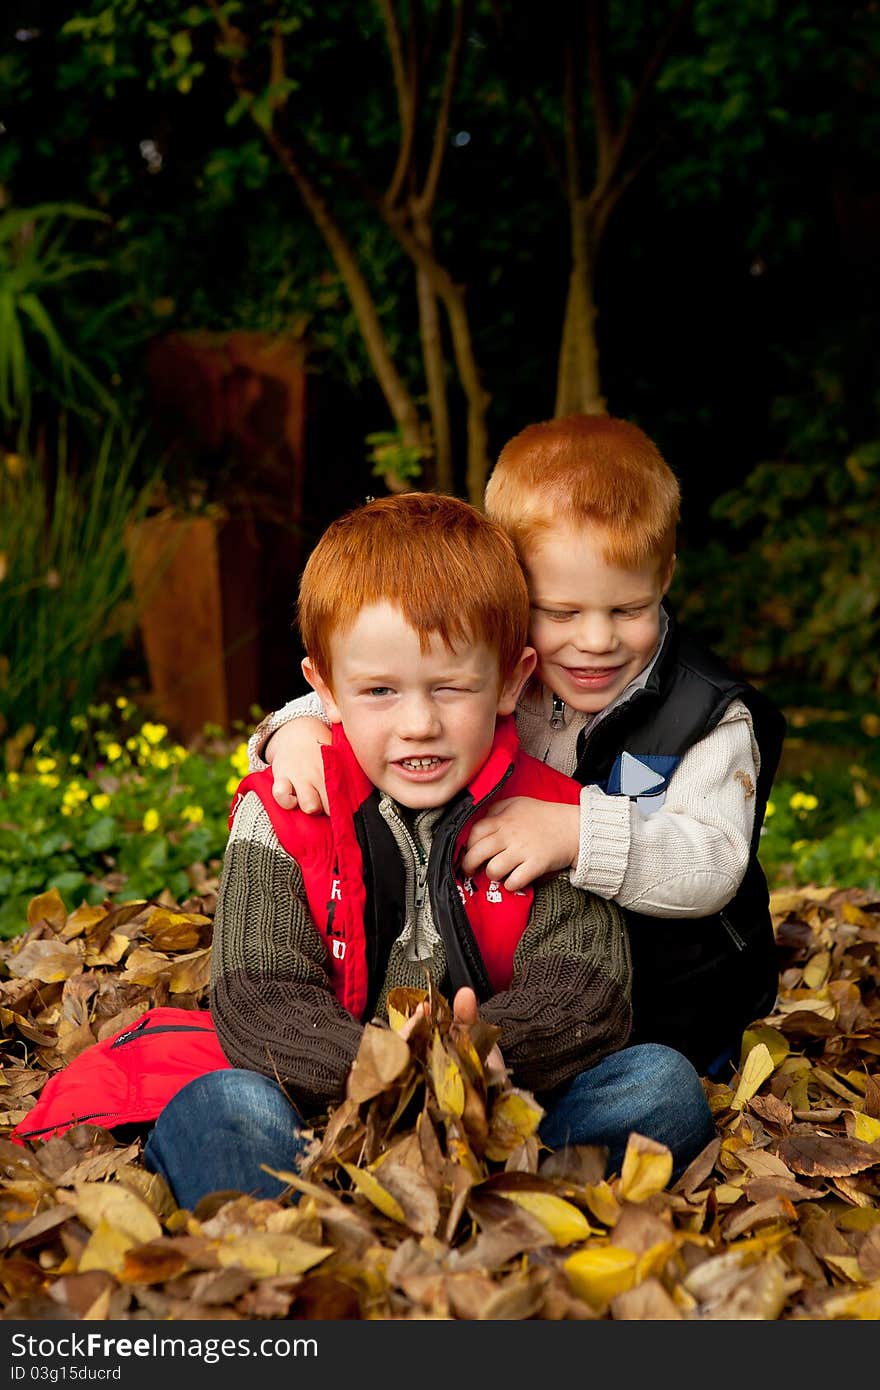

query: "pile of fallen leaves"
(1, 881), (879, 1321)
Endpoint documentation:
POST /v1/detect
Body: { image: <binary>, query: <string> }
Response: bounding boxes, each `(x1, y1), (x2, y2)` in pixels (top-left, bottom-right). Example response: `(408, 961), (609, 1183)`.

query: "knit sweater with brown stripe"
(210, 790), (632, 1111)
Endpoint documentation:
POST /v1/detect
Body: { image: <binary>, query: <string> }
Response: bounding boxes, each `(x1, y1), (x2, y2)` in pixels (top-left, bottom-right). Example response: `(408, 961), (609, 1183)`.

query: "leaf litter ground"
(1, 882), (878, 1321)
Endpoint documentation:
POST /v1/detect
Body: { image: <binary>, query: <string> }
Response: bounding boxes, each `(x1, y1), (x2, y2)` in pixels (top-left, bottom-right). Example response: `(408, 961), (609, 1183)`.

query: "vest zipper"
(720, 911), (747, 951)
(18, 1108), (132, 1138)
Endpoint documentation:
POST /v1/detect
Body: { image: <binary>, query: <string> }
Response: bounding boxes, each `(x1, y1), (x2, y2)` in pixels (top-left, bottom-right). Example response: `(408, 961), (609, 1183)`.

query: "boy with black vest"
(144, 492), (714, 1211)
(248, 417), (786, 1081)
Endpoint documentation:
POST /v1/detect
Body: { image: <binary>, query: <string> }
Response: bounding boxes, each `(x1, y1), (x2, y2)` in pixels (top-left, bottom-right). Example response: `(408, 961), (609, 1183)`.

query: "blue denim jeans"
(145, 1044), (715, 1212)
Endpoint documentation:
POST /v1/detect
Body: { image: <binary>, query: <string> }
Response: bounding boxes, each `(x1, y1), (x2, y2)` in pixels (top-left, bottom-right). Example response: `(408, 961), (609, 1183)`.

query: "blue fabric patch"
(603, 752), (681, 799)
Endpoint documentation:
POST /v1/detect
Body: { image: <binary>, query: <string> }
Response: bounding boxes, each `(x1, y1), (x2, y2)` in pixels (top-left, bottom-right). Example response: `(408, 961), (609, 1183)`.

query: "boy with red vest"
(249, 416), (786, 1080)
(144, 492), (714, 1210)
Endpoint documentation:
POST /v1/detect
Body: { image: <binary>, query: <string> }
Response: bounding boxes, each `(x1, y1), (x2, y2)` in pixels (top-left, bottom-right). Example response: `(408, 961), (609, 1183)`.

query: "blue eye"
(367, 686), (394, 697)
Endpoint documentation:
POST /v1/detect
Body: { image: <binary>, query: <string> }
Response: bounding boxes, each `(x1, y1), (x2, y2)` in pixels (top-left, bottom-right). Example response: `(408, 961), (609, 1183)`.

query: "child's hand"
(264, 717), (332, 813)
(460, 796), (580, 892)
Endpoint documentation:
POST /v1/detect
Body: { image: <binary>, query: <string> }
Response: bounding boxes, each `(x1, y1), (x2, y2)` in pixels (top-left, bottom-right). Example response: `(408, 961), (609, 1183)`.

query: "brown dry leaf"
(346, 1023), (411, 1103)
(73, 1181), (163, 1244)
(611, 1277), (683, 1319)
(168, 947), (212, 994)
(2, 880), (879, 1321)
(144, 907), (210, 952)
(6, 937), (85, 983)
(372, 1154), (440, 1237)
(27, 889), (69, 931)
(777, 1133), (880, 1176)
(119, 1240), (189, 1284)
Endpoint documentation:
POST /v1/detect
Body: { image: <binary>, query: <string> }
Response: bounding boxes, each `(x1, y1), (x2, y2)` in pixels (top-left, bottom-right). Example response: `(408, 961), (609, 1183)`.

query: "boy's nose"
(573, 613), (618, 653)
(399, 695), (441, 738)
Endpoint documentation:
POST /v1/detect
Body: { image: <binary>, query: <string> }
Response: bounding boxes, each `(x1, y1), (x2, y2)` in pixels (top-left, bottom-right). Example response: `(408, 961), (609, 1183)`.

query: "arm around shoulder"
(247, 690), (331, 771)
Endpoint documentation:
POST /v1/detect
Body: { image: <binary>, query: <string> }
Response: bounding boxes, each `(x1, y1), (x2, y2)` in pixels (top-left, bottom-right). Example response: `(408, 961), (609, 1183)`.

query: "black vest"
(572, 607), (786, 1076)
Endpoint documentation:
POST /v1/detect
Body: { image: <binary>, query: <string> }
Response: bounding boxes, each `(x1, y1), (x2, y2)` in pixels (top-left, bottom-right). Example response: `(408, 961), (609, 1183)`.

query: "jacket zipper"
(381, 803), (431, 958)
(111, 1018), (214, 1048)
(18, 1108), (132, 1138)
(720, 911), (747, 951)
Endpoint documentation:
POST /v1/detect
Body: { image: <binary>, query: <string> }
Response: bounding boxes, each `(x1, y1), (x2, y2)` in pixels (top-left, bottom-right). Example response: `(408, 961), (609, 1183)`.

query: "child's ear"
(661, 553), (677, 594)
(301, 657), (343, 723)
(496, 646), (537, 715)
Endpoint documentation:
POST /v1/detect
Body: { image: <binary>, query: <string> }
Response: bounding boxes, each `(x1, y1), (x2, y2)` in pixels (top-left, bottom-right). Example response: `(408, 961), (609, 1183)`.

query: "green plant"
(0, 202), (118, 444)
(0, 703), (255, 938)
(676, 355), (880, 697)
(0, 424), (152, 750)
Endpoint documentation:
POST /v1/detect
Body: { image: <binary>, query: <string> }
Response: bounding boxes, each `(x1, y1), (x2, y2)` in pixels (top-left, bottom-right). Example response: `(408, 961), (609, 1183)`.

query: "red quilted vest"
(230, 716), (582, 1018)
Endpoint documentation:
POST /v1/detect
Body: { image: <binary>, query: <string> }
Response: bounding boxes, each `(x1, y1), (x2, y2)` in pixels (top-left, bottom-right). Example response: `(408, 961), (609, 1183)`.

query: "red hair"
(297, 492), (529, 685)
(485, 414), (680, 572)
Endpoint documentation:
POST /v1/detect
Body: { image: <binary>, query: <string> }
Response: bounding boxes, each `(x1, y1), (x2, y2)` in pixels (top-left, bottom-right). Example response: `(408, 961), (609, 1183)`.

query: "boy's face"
(303, 601), (535, 810)
(524, 522), (673, 715)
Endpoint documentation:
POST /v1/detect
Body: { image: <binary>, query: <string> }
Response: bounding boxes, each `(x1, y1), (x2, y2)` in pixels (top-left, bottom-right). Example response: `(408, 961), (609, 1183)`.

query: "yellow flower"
(764, 800), (775, 819)
(70, 753), (81, 766)
(142, 721), (168, 745)
(91, 793), (110, 811)
(106, 742), (123, 763)
(38, 773), (60, 789)
(7, 771), (19, 786)
(789, 791), (818, 812)
(151, 749), (171, 771)
(116, 696), (130, 710)
(35, 757), (57, 774)
(226, 775), (240, 795)
(230, 742), (250, 778)
(180, 804), (204, 824)
(172, 745), (188, 763)
(142, 809), (160, 833)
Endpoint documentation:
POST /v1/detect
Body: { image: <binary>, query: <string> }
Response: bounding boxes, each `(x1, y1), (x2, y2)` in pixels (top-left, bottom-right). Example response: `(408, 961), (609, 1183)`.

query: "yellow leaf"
(851, 1112), (880, 1144)
(484, 1088), (544, 1161)
(78, 1219), (132, 1274)
(824, 1286), (880, 1320)
(341, 1163), (407, 1224)
(430, 1033), (465, 1118)
(618, 1133), (673, 1201)
(740, 1025), (789, 1069)
(74, 1182), (162, 1245)
(583, 1181), (621, 1227)
(215, 1232), (333, 1278)
(386, 987), (429, 1032)
(503, 1191), (595, 1246)
(802, 949), (831, 990)
(565, 1244), (637, 1309)
(731, 1042), (775, 1111)
(27, 888), (68, 931)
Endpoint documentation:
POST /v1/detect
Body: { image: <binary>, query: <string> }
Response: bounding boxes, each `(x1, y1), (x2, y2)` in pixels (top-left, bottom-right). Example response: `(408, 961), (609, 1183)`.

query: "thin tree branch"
(377, 0), (417, 207)
(416, 0), (466, 216)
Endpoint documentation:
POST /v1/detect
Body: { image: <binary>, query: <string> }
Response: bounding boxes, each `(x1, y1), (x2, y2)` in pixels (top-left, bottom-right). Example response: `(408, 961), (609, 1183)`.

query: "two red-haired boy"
(143, 493), (715, 1210)
(250, 416), (786, 1084)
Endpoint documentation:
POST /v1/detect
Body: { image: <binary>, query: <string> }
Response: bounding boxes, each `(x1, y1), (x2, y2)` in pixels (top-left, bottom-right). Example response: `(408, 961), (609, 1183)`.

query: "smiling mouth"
(397, 756), (447, 770)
